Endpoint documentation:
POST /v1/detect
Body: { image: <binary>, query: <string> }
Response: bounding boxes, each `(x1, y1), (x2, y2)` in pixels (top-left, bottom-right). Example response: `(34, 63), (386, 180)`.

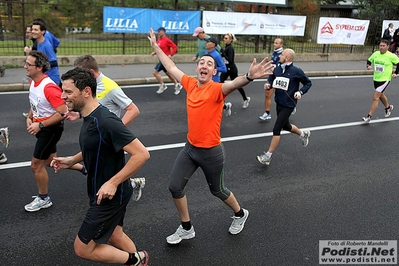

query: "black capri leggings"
(169, 142), (231, 201)
(273, 104), (295, 136)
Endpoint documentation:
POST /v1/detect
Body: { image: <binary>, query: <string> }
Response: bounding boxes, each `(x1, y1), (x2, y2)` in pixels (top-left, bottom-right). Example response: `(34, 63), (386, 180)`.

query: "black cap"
(157, 27), (166, 32)
(206, 37), (218, 45)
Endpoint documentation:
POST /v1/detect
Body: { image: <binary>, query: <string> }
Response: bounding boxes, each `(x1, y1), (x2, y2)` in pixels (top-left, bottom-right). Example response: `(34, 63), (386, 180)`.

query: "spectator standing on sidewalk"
(148, 28), (274, 244)
(192, 27), (221, 61)
(259, 37), (284, 121)
(220, 33), (251, 109)
(51, 67), (149, 266)
(0, 127), (10, 164)
(257, 49), (312, 166)
(151, 27), (182, 95)
(362, 39), (399, 123)
(382, 23), (395, 45)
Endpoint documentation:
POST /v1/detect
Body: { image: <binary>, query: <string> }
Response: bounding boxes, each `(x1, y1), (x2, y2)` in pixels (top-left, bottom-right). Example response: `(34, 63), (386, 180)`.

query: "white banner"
(202, 11), (306, 36)
(381, 20), (399, 37)
(317, 17), (369, 45)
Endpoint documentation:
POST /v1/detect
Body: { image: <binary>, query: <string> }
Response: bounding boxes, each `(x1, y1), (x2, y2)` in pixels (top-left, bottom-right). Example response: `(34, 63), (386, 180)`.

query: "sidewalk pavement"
(0, 60), (371, 92)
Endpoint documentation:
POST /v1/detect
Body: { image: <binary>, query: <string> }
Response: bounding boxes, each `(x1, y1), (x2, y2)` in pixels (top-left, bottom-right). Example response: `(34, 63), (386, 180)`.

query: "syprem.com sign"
(319, 240), (397, 264)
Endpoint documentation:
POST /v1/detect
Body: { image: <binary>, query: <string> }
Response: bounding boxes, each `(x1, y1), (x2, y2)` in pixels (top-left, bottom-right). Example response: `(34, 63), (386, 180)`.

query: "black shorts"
(78, 200), (129, 245)
(154, 62), (167, 73)
(33, 122), (64, 160)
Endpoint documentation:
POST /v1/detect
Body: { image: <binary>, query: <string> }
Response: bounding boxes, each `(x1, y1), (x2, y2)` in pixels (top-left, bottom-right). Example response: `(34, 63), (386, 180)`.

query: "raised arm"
(221, 57), (273, 96)
(148, 28), (184, 82)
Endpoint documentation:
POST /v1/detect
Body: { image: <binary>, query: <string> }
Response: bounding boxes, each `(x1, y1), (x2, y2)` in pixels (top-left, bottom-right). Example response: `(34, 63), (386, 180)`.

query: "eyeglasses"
(24, 62), (36, 67)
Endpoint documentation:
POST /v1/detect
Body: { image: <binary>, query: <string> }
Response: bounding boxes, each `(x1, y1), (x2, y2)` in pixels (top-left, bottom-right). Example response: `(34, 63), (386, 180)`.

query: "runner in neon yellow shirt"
(362, 39), (399, 123)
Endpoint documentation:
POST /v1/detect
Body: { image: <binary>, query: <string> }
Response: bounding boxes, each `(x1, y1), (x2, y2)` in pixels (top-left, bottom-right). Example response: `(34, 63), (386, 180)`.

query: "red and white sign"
(317, 17), (370, 45)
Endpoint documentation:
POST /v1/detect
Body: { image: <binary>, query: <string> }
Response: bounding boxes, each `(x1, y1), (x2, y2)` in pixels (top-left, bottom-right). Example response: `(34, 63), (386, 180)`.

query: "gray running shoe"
(166, 225), (195, 244)
(257, 152), (271, 165)
(156, 83), (167, 94)
(174, 83), (182, 95)
(229, 209), (249, 235)
(24, 196), (53, 212)
(131, 177), (146, 201)
(0, 127), (10, 149)
(300, 130), (311, 147)
(385, 105), (394, 117)
(291, 107), (297, 115)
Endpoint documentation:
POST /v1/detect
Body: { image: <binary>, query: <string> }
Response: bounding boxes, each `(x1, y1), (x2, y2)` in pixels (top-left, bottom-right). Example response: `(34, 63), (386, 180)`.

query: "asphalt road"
(1, 76), (399, 266)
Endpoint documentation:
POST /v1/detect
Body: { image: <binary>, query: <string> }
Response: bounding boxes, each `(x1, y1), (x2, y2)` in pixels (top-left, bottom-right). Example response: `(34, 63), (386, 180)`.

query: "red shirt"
(157, 36), (178, 56)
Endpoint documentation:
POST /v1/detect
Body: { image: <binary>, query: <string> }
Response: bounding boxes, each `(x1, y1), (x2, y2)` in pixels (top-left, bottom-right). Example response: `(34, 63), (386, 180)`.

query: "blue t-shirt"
(37, 38), (60, 84)
(204, 49), (227, 82)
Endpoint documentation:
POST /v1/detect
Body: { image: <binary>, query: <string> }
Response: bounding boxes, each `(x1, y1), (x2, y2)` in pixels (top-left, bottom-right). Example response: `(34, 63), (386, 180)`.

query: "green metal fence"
(0, 1), (379, 57)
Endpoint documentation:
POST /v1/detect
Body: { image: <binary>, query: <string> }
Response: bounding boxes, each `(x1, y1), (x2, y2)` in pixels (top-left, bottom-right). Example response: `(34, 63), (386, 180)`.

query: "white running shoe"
(259, 112), (271, 121)
(166, 225), (195, 244)
(385, 105), (394, 117)
(131, 177), (146, 201)
(229, 209), (249, 234)
(224, 102), (232, 117)
(242, 97), (251, 109)
(0, 153), (7, 164)
(156, 84), (167, 94)
(362, 116), (371, 123)
(300, 130), (311, 147)
(291, 107), (297, 115)
(0, 127), (10, 149)
(24, 196), (53, 212)
(174, 83), (182, 95)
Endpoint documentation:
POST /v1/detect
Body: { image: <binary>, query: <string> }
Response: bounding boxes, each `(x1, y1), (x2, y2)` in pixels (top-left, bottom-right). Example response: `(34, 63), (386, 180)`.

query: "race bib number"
(375, 64), (384, 73)
(30, 98), (40, 117)
(272, 77), (290, 91)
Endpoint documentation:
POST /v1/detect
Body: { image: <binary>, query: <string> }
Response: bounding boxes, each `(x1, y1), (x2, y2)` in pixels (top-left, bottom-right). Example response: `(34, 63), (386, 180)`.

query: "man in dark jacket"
(382, 23), (395, 46)
(256, 48), (312, 166)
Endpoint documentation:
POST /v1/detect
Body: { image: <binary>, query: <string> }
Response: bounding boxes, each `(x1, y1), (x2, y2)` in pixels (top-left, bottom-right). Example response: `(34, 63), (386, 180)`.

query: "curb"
(0, 70), (373, 92)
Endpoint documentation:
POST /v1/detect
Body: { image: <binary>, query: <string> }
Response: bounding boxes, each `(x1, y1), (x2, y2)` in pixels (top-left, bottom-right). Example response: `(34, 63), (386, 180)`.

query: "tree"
(353, 0), (399, 45)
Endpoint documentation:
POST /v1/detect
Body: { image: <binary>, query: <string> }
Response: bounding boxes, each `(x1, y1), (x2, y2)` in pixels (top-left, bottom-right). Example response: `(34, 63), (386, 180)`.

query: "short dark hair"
(380, 39), (390, 46)
(28, 51), (50, 72)
(61, 67), (97, 97)
(198, 54), (216, 69)
(74, 55), (99, 72)
(32, 21), (46, 32)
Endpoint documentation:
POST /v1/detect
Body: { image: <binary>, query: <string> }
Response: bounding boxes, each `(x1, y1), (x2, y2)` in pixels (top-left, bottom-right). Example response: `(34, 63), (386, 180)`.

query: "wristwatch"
(39, 122), (44, 129)
(245, 73), (254, 82)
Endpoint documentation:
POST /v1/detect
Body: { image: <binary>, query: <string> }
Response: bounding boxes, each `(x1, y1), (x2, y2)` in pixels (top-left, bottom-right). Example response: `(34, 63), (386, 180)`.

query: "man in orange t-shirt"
(148, 28), (273, 244)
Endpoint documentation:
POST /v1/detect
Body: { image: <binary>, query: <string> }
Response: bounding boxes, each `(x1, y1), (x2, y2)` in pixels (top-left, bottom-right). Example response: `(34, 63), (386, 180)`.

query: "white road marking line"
(2, 117), (398, 170)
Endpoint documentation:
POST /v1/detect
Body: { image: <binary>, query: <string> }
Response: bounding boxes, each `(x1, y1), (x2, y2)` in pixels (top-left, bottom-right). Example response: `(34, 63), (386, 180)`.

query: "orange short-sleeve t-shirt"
(181, 74), (226, 148)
